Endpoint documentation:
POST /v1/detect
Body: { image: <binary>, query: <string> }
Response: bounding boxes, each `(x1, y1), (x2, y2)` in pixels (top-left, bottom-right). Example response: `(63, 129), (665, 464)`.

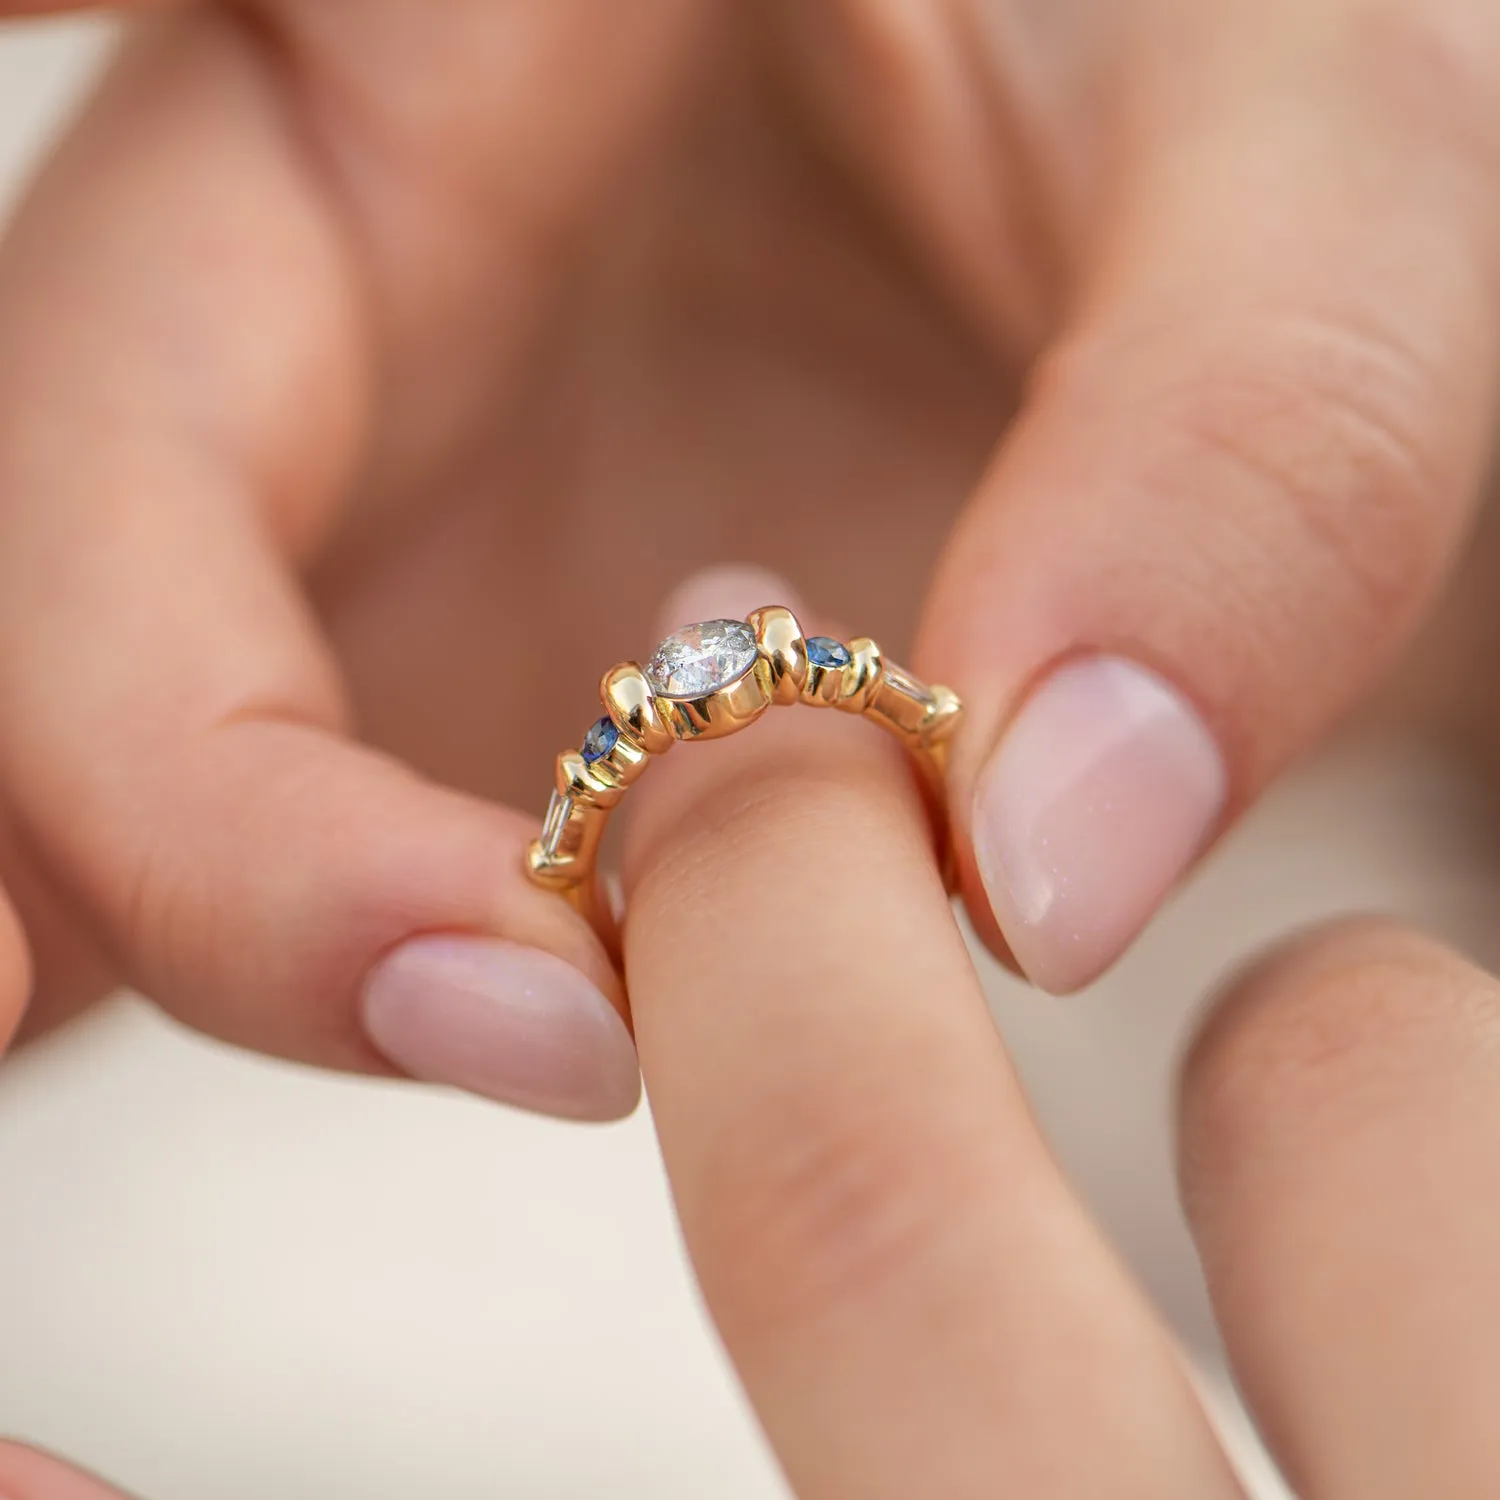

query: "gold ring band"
(526, 606), (964, 929)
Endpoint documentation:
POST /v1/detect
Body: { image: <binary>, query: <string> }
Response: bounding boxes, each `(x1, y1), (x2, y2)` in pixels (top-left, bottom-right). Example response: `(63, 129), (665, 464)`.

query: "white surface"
(0, 17), (109, 211)
(4, 19), (1495, 1499)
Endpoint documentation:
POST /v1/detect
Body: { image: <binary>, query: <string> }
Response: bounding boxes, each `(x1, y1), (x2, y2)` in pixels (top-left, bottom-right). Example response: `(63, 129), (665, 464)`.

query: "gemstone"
(884, 662), (934, 706)
(540, 790), (571, 858)
(582, 717), (619, 765)
(645, 618), (759, 699)
(806, 636), (852, 669)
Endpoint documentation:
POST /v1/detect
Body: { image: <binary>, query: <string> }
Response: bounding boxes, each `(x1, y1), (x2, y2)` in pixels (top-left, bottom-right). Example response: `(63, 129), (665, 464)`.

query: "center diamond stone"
(646, 618), (759, 699)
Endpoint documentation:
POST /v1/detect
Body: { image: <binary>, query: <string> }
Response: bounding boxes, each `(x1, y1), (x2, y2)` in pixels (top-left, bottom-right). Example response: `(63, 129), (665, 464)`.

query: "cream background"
(2, 18), (1494, 1498)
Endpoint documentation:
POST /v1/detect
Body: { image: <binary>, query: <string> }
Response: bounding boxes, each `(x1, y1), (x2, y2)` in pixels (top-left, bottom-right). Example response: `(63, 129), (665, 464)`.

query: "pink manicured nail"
(361, 937), (640, 1122)
(973, 657), (1227, 994)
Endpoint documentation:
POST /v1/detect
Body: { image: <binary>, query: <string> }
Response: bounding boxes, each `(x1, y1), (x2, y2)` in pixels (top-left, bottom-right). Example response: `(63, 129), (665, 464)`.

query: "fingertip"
(0, 890), (33, 1054)
(652, 563), (807, 641)
(965, 655), (1228, 994)
(0, 1440), (127, 1500)
(1178, 914), (1458, 1135)
(949, 851), (1024, 981)
(360, 934), (641, 1123)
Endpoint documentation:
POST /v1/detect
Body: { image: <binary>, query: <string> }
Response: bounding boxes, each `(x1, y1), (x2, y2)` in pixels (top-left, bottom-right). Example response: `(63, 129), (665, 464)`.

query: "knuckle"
(689, 1073), (993, 1342)
(1179, 320), (1449, 621)
(1178, 919), (1500, 1210)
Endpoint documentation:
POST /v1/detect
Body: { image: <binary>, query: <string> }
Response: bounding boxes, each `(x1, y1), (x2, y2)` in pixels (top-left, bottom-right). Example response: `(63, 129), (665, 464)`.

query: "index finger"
(622, 569), (1241, 1498)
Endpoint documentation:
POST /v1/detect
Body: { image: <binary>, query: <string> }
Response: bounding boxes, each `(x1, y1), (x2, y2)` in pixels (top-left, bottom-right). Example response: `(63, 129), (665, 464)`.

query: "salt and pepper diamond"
(806, 636), (852, 670)
(581, 716), (619, 765)
(646, 618), (759, 699)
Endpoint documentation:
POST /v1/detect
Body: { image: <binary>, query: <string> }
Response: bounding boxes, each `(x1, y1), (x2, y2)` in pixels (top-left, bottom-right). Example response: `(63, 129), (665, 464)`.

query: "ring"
(526, 607), (964, 927)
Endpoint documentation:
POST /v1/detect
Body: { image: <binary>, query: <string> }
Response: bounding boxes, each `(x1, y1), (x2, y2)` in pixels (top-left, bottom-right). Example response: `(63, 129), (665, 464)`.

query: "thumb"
(920, 6), (1500, 991)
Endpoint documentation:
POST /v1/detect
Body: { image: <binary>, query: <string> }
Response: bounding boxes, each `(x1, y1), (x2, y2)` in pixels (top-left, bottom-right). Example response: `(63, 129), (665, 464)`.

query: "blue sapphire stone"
(582, 717), (620, 765)
(806, 636), (852, 670)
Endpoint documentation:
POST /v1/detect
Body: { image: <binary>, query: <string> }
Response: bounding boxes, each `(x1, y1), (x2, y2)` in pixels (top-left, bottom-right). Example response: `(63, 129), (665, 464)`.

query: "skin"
(2, 0), (1497, 1048)
(3, 0), (1500, 1490)
(9, 566), (1500, 1493)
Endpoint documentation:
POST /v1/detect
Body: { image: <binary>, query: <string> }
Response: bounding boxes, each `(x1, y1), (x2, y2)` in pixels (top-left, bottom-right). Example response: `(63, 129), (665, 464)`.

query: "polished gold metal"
(526, 607), (964, 926)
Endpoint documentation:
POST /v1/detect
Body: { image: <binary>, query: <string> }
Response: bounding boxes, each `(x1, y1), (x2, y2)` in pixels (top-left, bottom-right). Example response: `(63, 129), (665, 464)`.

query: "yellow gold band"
(526, 606), (963, 930)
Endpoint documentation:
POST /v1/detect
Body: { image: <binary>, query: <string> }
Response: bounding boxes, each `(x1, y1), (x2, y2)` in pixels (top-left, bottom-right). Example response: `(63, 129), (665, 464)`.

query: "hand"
(613, 569), (1500, 1499)
(1, 0), (1497, 1115)
(2, 582), (1492, 1500)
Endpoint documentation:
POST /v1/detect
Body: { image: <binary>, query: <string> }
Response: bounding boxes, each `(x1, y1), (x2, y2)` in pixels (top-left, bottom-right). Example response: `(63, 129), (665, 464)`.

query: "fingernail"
(973, 656), (1227, 994)
(361, 937), (640, 1122)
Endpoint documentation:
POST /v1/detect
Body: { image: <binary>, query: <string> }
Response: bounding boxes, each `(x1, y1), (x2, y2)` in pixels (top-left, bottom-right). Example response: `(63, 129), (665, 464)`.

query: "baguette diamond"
(540, 790), (571, 858)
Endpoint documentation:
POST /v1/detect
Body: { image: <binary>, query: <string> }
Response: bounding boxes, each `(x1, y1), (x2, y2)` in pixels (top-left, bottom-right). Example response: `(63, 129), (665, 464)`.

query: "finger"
(920, 2), (1500, 990)
(0, 805), (115, 1046)
(0, 1443), (131, 1500)
(0, 881), (32, 1052)
(623, 567), (1240, 1498)
(0, 15), (638, 1119)
(1180, 919), (1500, 1496)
